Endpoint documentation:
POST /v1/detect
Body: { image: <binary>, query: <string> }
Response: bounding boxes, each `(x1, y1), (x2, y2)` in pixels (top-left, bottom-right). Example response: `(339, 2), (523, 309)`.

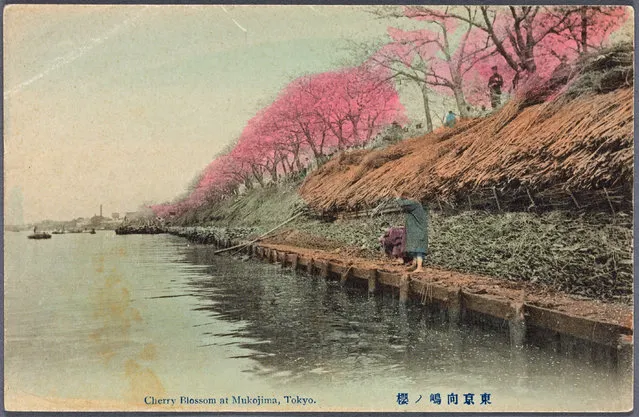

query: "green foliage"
(295, 210), (632, 302)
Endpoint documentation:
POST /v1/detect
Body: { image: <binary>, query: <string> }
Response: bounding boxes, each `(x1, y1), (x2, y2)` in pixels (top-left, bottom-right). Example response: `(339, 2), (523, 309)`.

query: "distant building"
(112, 212), (120, 220)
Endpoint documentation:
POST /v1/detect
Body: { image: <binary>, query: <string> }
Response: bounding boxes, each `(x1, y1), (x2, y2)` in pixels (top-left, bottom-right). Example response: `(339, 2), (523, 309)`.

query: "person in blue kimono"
(444, 111), (456, 128)
(394, 191), (429, 273)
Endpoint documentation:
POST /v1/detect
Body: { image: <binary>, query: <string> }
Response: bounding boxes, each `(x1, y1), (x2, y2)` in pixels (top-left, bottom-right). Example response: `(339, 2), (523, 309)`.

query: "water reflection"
(179, 244), (631, 410)
(5, 233), (631, 412)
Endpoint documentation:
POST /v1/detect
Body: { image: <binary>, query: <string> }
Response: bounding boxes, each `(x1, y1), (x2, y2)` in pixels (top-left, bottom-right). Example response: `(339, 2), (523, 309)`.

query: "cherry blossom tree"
(373, 5), (629, 109)
(443, 6), (628, 93)
(153, 64), (405, 217)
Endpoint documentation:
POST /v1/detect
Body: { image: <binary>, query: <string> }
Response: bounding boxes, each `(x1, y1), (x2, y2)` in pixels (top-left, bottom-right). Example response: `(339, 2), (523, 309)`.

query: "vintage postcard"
(3, 4), (634, 412)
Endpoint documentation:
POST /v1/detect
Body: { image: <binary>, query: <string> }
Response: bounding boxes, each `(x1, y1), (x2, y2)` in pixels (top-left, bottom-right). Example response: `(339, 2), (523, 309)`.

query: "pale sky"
(4, 5), (430, 223)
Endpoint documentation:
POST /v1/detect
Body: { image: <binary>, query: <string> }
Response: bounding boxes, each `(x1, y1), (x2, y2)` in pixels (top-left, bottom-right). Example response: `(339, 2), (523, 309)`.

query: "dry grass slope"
(300, 45), (633, 214)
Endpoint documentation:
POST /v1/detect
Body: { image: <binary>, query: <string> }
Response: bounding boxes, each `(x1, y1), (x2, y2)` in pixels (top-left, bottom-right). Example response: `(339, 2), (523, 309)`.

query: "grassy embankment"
(170, 182), (632, 303)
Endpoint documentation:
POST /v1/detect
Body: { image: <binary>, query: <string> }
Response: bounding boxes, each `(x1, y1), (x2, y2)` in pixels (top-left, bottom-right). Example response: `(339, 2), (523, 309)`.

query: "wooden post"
(320, 261), (329, 279)
(526, 187), (536, 208)
(566, 187), (580, 209)
(271, 250), (278, 263)
(307, 258), (314, 275)
(492, 186), (502, 212)
(509, 290), (527, 348)
(467, 194), (472, 210)
(281, 252), (288, 268)
(448, 287), (463, 324)
(399, 274), (410, 304)
(603, 187), (616, 216)
(367, 269), (378, 295)
(340, 266), (352, 286)
(291, 254), (298, 271)
(617, 334), (633, 372)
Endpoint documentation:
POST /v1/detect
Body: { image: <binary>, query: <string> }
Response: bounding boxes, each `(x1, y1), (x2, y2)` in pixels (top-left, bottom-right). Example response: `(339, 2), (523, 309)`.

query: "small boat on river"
(28, 227), (52, 239)
(28, 232), (51, 239)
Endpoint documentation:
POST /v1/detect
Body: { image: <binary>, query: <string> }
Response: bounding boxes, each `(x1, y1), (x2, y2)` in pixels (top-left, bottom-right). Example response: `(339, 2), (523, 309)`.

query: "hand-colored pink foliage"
(382, 6), (628, 108)
(466, 6), (627, 106)
(152, 64), (405, 216)
(381, 7), (493, 116)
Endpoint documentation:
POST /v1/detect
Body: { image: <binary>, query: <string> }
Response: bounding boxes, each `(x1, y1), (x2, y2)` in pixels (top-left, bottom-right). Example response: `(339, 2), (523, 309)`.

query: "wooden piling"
(508, 289), (527, 347)
(367, 269), (378, 295)
(222, 241), (633, 359)
(448, 287), (463, 324)
(526, 187), (536, 208)
(509, 302), (527, 348)
(320, 261), (329, 279)
(492, 186), (502, 212)
(340, 266), (352, 286)
(603, 187), (616, 216)
(617, 334), (633, 371)
(566, 187), (581, 209)
(399, 274), (410, 303)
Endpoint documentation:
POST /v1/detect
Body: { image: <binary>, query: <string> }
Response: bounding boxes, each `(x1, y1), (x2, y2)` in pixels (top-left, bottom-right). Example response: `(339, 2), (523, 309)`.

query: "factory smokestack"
(100, 204), (103, 218)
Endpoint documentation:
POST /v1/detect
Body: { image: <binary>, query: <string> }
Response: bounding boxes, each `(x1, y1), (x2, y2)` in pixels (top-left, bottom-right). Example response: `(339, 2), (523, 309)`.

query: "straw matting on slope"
(300, 88), (633, 212)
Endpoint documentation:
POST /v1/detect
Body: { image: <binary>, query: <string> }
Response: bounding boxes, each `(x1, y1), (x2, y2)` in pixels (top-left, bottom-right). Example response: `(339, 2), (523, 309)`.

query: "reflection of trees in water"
(182, 247), (432, 382)
(178, 246), (610, 391)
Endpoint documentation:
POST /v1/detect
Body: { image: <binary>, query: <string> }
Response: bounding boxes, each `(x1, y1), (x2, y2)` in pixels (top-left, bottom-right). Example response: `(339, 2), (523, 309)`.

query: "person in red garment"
(379, 224), (407, 264)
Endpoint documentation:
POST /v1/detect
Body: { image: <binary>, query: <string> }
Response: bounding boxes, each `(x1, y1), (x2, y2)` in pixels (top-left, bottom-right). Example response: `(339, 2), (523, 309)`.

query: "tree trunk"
(420, 82), (433, 132)
(452, 85), (469, 118)
(251, 165), (265, 188)
(269, 165), (278, 183)
(580, 7), (588, 53)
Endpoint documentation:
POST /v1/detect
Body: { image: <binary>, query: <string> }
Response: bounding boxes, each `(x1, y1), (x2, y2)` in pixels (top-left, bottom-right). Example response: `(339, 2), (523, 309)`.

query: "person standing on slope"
(488, 65), (504, 109)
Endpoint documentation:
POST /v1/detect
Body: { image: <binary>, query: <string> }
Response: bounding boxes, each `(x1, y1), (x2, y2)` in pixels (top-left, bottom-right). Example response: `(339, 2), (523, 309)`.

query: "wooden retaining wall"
(249, 242), (632, 365)
(170, 231), (633, 368)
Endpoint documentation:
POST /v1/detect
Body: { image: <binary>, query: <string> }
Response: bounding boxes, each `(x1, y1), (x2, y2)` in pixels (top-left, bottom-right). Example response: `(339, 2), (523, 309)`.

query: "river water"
(4, 231), (632, 411)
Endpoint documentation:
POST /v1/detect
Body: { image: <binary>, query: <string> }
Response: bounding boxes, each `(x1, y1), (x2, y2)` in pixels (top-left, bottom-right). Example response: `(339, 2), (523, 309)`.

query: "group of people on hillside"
(443, 57), (573, 128)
